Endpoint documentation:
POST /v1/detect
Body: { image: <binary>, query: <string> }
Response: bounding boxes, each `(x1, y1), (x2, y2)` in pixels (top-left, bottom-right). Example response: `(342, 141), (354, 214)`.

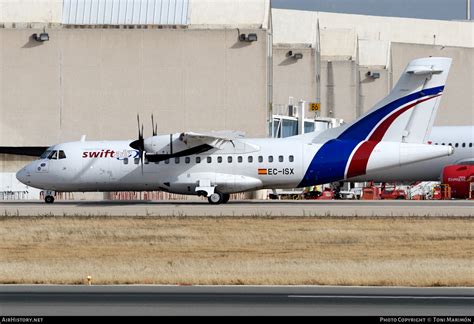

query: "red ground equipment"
(317, 188), (335, 200)
(441, 165), (474, 199)
(379, 183), (407, 200)
(432, 184), (451, 200)
(361, 186), (380, 200)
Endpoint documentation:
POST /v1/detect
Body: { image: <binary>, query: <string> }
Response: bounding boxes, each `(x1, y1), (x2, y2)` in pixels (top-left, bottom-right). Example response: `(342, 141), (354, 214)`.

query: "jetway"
(271, 99), (344, 138)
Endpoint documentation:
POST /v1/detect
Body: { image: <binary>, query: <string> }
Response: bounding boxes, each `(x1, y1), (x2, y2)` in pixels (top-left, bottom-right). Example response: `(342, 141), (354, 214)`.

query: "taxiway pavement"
(1, 285), (473, 316)
(0, 200), (472, 216)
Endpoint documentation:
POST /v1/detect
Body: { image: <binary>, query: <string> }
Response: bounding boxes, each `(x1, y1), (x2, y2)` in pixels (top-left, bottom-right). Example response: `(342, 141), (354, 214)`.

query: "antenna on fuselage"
(80, 135), (86, 142)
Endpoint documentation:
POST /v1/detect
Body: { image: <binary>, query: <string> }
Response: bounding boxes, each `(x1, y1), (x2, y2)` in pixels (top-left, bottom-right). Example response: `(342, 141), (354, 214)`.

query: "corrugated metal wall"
(62, 0), (189, 25)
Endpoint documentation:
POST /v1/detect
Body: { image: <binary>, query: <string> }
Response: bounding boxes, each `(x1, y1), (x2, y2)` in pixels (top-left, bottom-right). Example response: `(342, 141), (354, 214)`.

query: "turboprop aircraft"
(16, 57), (454, 204)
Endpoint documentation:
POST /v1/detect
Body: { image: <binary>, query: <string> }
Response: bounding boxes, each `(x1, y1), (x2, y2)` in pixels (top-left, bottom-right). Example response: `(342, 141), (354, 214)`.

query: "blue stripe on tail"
(298, 139), (358, 187)
(338, 86), (444, 141)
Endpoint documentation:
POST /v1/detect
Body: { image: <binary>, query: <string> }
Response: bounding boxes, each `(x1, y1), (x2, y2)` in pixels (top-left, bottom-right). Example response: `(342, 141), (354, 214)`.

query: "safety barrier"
(0, 191), (29, 200)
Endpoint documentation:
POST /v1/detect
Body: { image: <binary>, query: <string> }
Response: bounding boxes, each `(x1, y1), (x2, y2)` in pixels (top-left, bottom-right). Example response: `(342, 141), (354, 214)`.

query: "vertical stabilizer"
(315, 57), (452, 144)
(298, 57), (453, 187)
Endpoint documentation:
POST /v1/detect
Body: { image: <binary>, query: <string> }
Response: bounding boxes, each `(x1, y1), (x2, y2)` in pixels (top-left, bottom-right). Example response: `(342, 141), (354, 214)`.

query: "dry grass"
(0, 216), (472, 286)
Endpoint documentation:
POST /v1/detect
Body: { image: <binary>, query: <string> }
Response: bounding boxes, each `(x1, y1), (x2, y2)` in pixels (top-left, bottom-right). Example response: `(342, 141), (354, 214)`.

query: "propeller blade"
(137, 114), (142, 139)
(151, 114), (157, 136)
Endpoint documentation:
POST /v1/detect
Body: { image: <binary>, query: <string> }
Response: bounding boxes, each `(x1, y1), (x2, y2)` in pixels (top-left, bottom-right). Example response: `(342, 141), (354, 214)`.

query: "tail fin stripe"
(298, 89), (444, 187)
(345, 94), (442, 179)
(338, 86), (444, 141)
(345, 141), (379, 179)
(297, 139), (358, 187)
(368, 94), (442, 142)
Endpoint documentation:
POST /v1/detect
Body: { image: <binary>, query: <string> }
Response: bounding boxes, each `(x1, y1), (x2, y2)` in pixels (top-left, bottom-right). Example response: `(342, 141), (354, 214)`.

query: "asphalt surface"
(0, 200), (473, 216)
(1, 285), (473, 316)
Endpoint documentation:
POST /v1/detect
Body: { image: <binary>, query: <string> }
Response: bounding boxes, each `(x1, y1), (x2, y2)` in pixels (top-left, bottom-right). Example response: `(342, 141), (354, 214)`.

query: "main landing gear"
(207, 192), (230, 205)
(195, 180), (230, 205)
(45, 195), (55, 204)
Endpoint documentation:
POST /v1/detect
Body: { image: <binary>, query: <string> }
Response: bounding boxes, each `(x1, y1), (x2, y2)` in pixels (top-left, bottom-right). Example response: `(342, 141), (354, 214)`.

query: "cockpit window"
(40, 150), (52, 159)
(48, 151), (58, 159)
(58, 150), (66, 159)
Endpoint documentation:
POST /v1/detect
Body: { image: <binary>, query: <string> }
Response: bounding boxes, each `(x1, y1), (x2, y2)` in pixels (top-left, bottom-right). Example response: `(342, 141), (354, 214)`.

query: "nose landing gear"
(42, 190), (55, 204)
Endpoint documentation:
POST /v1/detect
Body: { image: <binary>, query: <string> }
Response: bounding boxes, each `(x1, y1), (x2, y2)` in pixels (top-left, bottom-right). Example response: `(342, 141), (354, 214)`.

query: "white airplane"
(16, 57), (456, 204)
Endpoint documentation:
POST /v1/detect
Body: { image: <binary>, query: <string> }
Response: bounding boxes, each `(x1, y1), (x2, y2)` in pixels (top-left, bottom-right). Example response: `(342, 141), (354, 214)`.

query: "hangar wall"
(0, 27), (269, 147)
(272, 46), (316, 108)
(273, 43), (473, 126)
(271, 8), (473, 125)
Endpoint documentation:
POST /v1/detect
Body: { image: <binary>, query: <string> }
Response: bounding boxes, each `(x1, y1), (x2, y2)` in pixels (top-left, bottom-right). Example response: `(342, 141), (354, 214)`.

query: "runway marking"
(288, 295), (474, 300)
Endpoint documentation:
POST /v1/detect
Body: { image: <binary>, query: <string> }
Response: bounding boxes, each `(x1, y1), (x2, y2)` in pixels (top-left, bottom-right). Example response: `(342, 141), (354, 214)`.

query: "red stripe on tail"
(346, 94), (441, 179)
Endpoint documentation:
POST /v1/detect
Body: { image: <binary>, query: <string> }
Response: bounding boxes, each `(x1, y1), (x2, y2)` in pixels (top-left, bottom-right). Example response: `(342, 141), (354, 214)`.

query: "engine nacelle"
(442, 165), (474, 199)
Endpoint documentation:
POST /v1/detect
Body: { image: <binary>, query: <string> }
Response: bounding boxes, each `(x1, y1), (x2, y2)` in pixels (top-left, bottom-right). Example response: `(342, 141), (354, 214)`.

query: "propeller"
(151, 114), (158, 136)
(129, 114), (145, 172)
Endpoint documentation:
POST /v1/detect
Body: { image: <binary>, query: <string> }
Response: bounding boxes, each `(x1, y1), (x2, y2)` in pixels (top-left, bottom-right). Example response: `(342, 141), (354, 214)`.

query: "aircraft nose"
(16, 166), (31, 185)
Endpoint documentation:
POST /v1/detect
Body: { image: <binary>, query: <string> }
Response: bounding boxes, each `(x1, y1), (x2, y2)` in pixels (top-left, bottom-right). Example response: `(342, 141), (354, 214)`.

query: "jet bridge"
(271, 99), (343, 138)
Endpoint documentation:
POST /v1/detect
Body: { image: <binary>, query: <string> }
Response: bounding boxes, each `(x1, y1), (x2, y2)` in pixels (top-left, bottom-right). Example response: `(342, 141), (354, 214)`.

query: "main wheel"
(221, 193), (230, 204)
(208, 192), (223, 205)
(45, 195), (55, 204)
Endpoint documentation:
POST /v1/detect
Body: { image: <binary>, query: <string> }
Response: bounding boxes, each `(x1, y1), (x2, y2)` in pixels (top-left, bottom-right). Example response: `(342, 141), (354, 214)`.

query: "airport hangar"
(0, 0), (473, 199)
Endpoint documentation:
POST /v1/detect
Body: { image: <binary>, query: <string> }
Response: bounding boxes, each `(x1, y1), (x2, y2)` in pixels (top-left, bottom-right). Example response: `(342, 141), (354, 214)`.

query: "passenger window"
(258, 156), (263, 163)
(462, 143), (466, 148)
(185, 157), (190, 164)
(441, 143), (445, 145)
(248, 156), (253, 163)
(217, 156), (222, 163)
(134, 158), (139, 164)
(268, 156), (273, 163)
(123, 158), (128, 165)
(48, 151), (58, 160)
(289, 155), (294, 162)
(238, 156), (243, 163)
(207, 157), (212, 163)
(196, 157), (201, 163)
(228, 156), (232, 163)
(175, 157), (180, 164)
(470, 143), (473, 148)
(448, 143), (452, 146)
(165, 159), (170, 164)
(455, 143), (459, 148)
(279, 155), (284, 162)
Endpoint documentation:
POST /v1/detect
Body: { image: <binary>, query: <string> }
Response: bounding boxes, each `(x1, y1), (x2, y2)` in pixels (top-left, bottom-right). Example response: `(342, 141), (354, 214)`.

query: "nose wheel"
(45, 195), (55, 204)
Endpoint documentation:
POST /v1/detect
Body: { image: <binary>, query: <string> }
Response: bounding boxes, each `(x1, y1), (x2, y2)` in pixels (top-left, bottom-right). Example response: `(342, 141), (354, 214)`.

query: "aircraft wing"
(144, 130), (247, 162)
(179, 130), (246, 147)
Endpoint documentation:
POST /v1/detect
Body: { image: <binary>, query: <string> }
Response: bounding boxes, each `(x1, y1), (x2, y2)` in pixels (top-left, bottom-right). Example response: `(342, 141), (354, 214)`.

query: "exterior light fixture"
(246, 33), (257, 42)
(367, 71), (380, 79)
(33, 28), (49, 42)
(287, 51), (303, 60)
(238, 31), (257, 42)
